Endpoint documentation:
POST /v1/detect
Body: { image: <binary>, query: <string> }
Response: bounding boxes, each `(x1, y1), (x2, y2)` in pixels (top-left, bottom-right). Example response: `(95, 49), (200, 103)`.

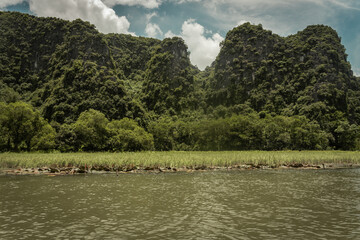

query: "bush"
(108, 118), (154, 151)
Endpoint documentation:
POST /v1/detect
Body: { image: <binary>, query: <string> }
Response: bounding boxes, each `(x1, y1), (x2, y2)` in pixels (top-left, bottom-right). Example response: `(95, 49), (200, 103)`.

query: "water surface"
(1, 169), (360, 239)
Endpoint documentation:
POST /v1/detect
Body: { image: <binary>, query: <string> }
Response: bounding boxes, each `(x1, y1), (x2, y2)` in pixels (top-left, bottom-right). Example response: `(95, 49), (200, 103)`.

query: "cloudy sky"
(1, 0), (360, 73)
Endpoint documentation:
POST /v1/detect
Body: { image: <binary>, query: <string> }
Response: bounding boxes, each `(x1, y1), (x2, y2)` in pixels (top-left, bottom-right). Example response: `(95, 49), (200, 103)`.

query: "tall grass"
(0, 151), (359, 169)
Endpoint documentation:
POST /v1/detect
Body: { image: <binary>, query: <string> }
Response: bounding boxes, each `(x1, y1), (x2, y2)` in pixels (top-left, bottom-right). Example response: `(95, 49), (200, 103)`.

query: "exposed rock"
(290, 163), (303, 168)
(50, 168), (60, 173)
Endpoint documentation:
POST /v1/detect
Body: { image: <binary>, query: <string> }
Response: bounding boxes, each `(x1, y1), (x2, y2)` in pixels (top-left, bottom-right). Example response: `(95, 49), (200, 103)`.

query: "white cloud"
(145, 22), (163, 38)
(353, 68), (360, 77)
(146, 12), (157, 22)
(197, 0), (360, 72)
(143, 18), (222, 69)
(195, 0), (360, 10)
(179, 0), (358, 37)
(177, 0), (201, 3)
(144, 11), (163, 38)
(164, 30), (177, 38)
(28, 0), (132, 34)
(0, 0), (24, 8)
(181, 19), (223, 70)
(102, 0), (161, 8)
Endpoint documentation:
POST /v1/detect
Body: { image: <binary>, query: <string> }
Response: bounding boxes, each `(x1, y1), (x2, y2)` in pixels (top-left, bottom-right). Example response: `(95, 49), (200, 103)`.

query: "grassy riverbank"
(1, 151), (360, 171)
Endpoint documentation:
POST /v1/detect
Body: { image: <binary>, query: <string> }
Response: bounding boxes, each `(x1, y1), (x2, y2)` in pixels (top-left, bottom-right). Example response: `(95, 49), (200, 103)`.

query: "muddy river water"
(1, 169), (359, 239)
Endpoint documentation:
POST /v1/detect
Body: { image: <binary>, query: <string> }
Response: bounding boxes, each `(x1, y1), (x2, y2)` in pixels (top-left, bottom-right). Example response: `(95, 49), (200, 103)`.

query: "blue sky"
(1, 0), (359, 74)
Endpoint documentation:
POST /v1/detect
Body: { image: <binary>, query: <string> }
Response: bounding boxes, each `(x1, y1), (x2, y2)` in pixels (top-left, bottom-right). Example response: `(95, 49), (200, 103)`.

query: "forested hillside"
(1, 11), (360, 151)
(208, 23), (360, 124)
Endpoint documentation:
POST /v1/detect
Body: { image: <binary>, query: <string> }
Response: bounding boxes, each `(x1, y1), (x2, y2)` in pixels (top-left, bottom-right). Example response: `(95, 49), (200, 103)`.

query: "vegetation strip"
(1, 151), (359, 175)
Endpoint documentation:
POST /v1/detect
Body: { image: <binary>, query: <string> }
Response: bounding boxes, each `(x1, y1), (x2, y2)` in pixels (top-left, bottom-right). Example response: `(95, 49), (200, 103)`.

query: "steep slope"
(0, 11), (199, 124)
(207, 23), (360, 127)
(208, 23), (283, 109)
(0, 12), (130, 123)
(142, 37), (199, 115)
(0, 12), (68, 100)
(105, 34), (160, 97)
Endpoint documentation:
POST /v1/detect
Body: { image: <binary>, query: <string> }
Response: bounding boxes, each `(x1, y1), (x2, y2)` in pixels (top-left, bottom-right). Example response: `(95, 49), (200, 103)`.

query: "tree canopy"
(1, 12), (360, 151)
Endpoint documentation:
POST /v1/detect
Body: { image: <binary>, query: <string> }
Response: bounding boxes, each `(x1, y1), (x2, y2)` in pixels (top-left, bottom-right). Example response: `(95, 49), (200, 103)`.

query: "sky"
(1, 0), (360, 74)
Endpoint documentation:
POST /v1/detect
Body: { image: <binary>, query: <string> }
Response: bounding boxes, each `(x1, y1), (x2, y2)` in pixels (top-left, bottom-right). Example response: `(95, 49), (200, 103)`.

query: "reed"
(0, 151), (359, 170)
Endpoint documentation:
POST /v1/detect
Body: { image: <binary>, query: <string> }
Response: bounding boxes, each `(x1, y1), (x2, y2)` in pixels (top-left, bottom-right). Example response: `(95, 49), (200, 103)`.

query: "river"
(1, 169), (359, 239)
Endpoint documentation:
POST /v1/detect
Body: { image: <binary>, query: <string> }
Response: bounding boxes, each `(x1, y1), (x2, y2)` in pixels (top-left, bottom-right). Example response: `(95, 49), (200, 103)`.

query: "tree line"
(1, 102), (359, 152)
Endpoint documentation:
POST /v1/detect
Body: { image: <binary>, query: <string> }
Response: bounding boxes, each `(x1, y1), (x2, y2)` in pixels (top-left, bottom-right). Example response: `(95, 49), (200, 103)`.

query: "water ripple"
(0, 169), (359, 239)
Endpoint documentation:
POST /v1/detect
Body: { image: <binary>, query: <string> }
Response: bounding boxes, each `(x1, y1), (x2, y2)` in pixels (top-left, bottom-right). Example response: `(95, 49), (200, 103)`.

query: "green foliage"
(0, 12), (360, 152)
(142, 37), (198, 115)
(207, 23), (359, 129)
(42, 59), (128, 123)
(195, 118), (231, 151)
(148, 117), (176, 151)
(56, 123), (77, 152)
(334, 121), (360, 150)
(146, 114), (332, 151)
(0, 81), (20, 103)
(31, 123), (56, 151)
(55, 109), (154, 152)
(72, 109), (109, 151)
(108, 118), (154, 151)
(0, 101), (55, 151)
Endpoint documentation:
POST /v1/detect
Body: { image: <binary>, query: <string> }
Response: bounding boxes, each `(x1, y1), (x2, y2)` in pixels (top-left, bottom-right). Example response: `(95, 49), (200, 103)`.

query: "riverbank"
(2, 162), (360, 175)
(1, 151), (360, 175)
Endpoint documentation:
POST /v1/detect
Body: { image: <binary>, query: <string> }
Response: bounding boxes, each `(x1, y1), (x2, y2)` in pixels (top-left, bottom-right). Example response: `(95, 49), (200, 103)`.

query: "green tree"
(0, 102), (10, 151)
(108, 118), (154, 151)
(73, 109), (109, 151)
(228, 114), (264, 150)
(148, 117), (176, 151)
(30, 122), (56, 151)
(334, 121), (360, 150)
(0, 102), (55, 151)
(195, 118), (231, 151)
(56, 123), (78, 152)
(289, 116), (329, 150)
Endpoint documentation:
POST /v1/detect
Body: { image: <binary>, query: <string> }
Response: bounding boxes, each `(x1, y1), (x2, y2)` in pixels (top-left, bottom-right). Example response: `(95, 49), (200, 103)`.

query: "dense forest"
(1, 11), (360, 152)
